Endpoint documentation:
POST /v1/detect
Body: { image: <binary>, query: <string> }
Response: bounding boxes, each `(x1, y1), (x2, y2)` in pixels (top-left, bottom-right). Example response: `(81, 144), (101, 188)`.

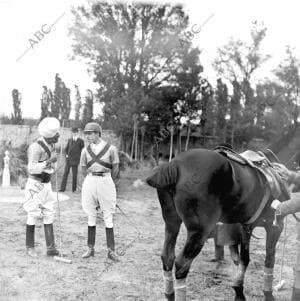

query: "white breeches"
(81, 174), (116, 228)
(23, 178), (56, 225)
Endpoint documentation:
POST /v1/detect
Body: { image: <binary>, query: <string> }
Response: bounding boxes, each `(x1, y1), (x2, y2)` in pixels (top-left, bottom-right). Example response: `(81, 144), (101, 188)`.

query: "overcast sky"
(1, 0), (300, 118)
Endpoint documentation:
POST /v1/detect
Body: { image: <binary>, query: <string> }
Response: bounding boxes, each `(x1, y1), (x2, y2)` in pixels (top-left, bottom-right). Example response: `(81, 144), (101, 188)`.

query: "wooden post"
(140, 126), (145, 161)
(2, 151), (10, 187)
(135, 122), (138, 161)
(130, 114), (137, 159)
(178, 124), (183, 153)
(168, 124), (174, 161)
(185, 123), (191, 151)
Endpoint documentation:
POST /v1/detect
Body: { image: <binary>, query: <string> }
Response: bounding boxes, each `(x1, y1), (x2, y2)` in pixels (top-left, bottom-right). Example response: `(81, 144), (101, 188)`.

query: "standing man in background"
(80, 122), (120, 261)
(59, 127), (84, 193)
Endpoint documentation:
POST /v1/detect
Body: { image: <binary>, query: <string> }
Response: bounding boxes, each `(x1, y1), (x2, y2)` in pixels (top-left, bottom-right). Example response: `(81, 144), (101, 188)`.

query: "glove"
(271, 199), (281, 211)
(273, 163), (292, 181)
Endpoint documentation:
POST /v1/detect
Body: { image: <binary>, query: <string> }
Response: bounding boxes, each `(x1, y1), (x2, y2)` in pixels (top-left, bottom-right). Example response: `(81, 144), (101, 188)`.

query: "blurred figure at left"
(23, 117), (61, 258)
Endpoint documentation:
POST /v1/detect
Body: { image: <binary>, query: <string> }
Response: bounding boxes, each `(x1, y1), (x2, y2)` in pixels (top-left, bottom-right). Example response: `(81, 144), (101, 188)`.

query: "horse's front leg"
(232, 227), (252, 301)
(263, 222), (283, 301)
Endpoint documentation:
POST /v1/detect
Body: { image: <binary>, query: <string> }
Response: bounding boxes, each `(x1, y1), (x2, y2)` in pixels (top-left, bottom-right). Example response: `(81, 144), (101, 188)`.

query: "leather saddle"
(214, 146), (290, 201)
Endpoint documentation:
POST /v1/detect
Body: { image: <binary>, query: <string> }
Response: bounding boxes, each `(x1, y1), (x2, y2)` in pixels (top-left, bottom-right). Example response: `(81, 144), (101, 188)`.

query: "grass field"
(0, 164), (297, 300)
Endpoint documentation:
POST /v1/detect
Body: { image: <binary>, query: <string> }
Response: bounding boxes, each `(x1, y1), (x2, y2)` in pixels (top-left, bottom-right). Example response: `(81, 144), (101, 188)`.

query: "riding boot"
(44, 224), (60, 256)
(291, 287), (300, 301)
(82, 226), (96, 258)
(26, 224), (37, 258)
(106, 227), (119, 261)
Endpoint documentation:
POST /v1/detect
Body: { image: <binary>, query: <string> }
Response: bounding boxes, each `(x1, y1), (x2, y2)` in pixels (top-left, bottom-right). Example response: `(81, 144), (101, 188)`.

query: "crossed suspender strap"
(32, 140), (52, 182)
(86, 143), (113, 169)
(37, 140), (51, 159)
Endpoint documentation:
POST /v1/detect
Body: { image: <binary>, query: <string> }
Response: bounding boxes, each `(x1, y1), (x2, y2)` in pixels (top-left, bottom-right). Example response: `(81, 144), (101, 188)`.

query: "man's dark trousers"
(60, 137), (84, 192)
(60, 164), (78, 192)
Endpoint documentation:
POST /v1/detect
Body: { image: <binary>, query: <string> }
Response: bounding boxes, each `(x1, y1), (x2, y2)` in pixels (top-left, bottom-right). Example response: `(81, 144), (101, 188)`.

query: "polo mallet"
(53, 169), (71, 264)
(53, 120), (72, 264)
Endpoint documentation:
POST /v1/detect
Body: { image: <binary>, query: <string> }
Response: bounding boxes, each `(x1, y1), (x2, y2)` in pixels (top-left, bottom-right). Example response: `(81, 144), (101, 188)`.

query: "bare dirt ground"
(0, 165), (298, 301)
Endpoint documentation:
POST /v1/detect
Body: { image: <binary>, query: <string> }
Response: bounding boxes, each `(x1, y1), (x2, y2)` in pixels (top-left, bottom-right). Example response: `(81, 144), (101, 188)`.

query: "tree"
(51, 73), (62, 119)
(139, 86), (183, 157)
(69, 2), (201, 136)
(215, 78), (229, 142)
(228, 80), (242, 147)
(40, 86), (52, 120)
(274, 46), (300, 125)
(74, 85), (82, 122)
(199, 79), (214, 137)
(213, 22), (270, 128)
(255, 80), (290, 140)
(81, 89), (94, 125)
(11, 89), (23, 124)
(50, 73), (71, 122)
(60, 82), (71, 122)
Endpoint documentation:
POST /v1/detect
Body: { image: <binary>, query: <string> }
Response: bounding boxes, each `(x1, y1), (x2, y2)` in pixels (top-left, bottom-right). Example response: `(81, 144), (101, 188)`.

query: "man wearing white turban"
(23, 117), (61, 257)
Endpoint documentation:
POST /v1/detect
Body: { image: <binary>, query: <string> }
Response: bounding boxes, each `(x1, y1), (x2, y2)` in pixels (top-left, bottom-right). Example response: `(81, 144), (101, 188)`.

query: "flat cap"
(84, 122), (101, 133)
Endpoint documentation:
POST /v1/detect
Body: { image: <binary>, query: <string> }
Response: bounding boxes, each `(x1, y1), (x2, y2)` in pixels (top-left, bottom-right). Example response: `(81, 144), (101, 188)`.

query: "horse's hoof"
(233, 286), (246, 301)
(263, 290), (275, 301)
(165, 292), (175, 301)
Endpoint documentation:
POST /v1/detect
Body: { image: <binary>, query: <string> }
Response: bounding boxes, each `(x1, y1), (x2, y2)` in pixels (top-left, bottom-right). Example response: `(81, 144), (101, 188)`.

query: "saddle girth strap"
(86, 143), (112, 169)
(37, 140), (51, 159)
(245, 187), (271, 224)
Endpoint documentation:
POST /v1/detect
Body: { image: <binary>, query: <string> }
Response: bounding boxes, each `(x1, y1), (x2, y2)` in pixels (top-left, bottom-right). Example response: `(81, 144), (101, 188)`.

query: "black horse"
(146, 148), (287, 301)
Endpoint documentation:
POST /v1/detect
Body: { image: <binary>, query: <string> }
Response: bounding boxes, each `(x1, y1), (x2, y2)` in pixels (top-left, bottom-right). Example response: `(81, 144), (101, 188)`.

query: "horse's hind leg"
(232, 227), (252, 301)
(157, 189), (182, 301)
(174, 204), (220, 301)
(229, 244), (240, 266)
(263, 222), (283, 301)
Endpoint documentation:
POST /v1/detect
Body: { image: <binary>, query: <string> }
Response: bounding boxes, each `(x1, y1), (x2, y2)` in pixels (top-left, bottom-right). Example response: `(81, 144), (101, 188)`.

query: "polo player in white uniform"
(80, 122), (120, 261)
(23, 117), (61, 258)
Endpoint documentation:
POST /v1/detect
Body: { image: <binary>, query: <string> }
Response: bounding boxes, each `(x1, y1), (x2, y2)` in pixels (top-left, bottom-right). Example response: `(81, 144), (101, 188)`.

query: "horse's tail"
(146, 161), (178, 189)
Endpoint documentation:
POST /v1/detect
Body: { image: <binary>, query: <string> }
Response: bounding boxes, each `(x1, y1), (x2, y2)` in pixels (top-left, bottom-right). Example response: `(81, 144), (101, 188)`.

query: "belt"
(88, 172), (110, 177)
(29, 173), (51, 183)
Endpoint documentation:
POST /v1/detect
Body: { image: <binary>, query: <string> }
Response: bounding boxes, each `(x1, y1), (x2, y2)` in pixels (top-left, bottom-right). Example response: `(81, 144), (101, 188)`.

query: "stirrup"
(107, 249), (119, 262)
(82, 248), (94, 258)
(27, 248), (38, 258)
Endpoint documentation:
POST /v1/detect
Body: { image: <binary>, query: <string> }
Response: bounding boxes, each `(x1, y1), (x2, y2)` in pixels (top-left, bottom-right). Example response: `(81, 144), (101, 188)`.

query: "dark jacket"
(65, 138), (84, 166)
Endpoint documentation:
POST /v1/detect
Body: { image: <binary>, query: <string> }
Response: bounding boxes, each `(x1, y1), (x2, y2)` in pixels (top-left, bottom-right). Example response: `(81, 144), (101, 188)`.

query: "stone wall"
(0, 124), (120, 149)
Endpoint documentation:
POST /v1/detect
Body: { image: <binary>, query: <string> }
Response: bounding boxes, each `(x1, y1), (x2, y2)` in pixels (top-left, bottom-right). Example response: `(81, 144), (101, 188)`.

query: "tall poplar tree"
(11, 89), (23, 124)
